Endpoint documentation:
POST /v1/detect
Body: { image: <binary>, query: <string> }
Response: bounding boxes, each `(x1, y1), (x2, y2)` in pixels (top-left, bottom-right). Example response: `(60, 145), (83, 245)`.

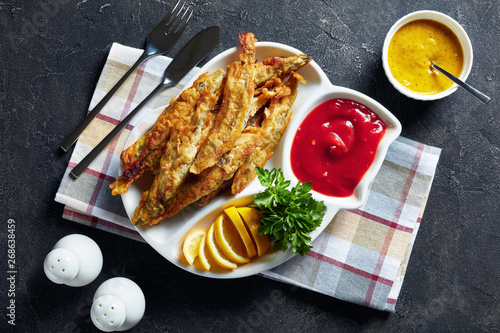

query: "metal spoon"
(431, 62), (490, 104)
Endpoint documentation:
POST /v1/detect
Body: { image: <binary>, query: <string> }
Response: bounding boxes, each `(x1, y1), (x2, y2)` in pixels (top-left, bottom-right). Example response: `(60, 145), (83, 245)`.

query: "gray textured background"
(1, 0), (499, 332)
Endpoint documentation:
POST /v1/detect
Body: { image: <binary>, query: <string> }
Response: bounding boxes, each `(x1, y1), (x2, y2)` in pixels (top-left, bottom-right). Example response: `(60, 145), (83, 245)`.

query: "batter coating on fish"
(254, 54), (311, 86)
(189, 32), (257, 175)
(131, 83), (223, 225)
(140, 75), (302, 225)
(110, 70), (225, 195)
(232, 74), (301, 195)
(140, 126), (264, 225)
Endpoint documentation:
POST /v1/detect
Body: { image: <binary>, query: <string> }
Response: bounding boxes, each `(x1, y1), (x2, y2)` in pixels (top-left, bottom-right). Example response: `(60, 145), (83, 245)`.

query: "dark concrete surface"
(1, 0), (499, 332)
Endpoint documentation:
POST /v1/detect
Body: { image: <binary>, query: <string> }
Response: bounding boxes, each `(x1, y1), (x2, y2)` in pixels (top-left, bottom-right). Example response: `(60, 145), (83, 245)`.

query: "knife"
(70, 26), (220, 179)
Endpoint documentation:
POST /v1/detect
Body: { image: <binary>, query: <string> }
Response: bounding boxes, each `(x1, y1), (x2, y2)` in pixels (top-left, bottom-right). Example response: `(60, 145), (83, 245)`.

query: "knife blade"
(70, 26), (220, 179)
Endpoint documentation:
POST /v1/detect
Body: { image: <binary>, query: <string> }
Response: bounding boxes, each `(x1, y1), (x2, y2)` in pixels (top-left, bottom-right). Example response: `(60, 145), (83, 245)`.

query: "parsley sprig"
(252, 167), (326, 256)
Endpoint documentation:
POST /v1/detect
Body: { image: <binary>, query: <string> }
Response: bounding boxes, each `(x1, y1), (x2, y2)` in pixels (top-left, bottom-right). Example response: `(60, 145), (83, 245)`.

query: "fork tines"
(161, 0), (193, 34)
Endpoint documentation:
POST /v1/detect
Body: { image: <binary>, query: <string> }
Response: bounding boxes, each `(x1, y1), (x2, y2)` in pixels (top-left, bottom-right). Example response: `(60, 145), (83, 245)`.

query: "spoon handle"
(432, 63), (490, 104)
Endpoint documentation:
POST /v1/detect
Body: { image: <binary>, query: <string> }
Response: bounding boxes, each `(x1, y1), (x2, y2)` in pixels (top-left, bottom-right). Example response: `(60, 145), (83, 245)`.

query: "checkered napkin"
(55, 43), (441, 312)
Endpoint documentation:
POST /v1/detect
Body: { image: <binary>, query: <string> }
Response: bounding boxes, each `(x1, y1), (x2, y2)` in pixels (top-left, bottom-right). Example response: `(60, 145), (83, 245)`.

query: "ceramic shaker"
(90, 277), (146, 331)
(43, 234), (103, 287)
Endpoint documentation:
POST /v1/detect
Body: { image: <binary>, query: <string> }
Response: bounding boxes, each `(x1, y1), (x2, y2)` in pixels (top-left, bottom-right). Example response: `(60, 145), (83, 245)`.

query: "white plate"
(121, 42), (402, 279)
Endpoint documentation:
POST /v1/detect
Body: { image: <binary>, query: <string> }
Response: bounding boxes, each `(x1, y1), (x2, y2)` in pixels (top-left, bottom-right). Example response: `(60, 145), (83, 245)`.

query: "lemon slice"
(197, 233), (212, 271)
(224, 206), (257, 258)
(206, 221), (238, 270)
(214, 213), (250, 264)
(182, 229), (206, 265)
(237, 207), (271, 257)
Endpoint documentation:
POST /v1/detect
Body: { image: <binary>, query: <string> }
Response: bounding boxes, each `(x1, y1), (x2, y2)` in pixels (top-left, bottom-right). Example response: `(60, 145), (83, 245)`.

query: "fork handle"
(69, 83), (169, 179)
(60, 51), (152, 152)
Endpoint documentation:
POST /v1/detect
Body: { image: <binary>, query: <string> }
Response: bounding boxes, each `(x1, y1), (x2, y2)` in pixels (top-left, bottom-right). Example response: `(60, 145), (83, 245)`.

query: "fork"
(60, 0), (193, 152)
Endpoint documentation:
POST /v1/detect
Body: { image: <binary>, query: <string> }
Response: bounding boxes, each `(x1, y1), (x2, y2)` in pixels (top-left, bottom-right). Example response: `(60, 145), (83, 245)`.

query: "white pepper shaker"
(43, 234), (103, 287)
(91, 277), (145, 332)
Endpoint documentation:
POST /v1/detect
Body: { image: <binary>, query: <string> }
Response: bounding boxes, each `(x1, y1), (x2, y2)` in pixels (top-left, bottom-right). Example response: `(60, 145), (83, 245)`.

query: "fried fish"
(150, 75), (300, 222)
(114, 53), (310, 193)
(254, 53), (312, 86)
(140, 126), (264, 225)
(231, 74), (300, 195)
(189, 32), (257, 175)
(131, 81), (223, 224)
(110, 70), (225, 195)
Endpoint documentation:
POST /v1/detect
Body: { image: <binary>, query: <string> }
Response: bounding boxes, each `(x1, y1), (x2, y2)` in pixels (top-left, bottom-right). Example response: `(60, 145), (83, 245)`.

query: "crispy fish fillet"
(131, 84), (223, 225)
(198, 77), (295, 206)
(254, 54), (312, 86)
(119, 105), (171, 169)
(249, 77), (290, 118)
(110, 70), (225, 195)
(231, 74), (300, 195)
(153, 76), (301, 222)
(196, 77), (296, 206)
(197, 179), (233, 207)
(142, 126), (264, 225)
(189, 32), (257, 175)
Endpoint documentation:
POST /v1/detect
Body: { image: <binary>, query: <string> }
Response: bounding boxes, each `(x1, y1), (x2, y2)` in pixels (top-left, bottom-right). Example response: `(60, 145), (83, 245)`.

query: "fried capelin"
(189, 32), (257, 175)
(231, 74), (300, 195)
(119, 105), (170, 169)
(254, 54), (312, 86)
(197, 178), (233, 207)
(162, 76), (298, 214)
(131, 83), (224, 225)
(145, 126), (265, 225)
(110, 70), (225, 195)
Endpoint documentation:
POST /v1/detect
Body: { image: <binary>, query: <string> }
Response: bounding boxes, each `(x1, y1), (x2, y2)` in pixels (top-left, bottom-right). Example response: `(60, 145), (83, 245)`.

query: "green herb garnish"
(252, 167), (326, 256)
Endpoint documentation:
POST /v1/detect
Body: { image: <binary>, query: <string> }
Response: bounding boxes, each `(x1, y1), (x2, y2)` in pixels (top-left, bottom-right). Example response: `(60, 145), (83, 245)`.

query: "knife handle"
(70, 83), (166, 179)
(60, 51), (151, 152)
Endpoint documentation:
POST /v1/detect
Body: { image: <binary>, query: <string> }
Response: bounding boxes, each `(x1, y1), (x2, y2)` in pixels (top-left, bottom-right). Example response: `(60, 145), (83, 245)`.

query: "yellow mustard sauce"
(388, 19), (464, 94)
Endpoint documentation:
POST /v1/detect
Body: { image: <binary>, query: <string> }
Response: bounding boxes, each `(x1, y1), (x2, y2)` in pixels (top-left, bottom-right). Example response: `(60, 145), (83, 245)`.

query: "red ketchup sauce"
(290, 98), (387, 197)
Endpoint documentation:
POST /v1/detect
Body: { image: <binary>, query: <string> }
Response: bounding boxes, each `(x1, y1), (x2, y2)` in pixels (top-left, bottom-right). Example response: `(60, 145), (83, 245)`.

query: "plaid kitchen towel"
(55, 43), (441, 312)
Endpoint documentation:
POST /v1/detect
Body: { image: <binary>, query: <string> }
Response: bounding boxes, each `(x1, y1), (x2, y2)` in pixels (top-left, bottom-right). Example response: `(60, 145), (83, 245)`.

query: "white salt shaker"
(43, 234), (103, 287)
(91, 277), (145, 332)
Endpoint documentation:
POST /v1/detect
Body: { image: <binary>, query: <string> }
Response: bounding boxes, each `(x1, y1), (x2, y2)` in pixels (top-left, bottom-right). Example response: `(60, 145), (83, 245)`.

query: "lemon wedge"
(237, 207), (271, 257)
(214, 213), (250, 264)
(182, 229), (206, 265)
(197, 233), (212, 271)
(224, 206), (257, 258)
(206, 221), (238, 270)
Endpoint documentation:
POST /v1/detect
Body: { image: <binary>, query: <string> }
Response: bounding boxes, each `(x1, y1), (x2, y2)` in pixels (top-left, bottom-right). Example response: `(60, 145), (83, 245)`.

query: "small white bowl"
(382, 10), (473, 101)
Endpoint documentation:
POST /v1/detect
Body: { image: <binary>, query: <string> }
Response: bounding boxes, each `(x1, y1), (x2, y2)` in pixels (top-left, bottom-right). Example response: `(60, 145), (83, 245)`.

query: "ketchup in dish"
(290, 98), (386, 197)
